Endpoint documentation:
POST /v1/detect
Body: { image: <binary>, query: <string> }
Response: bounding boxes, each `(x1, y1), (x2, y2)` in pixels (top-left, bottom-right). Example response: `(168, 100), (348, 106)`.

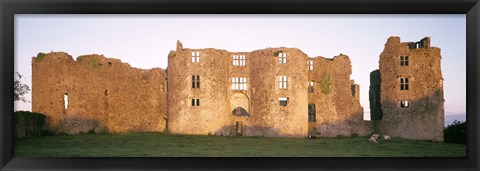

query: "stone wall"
(32, 41), (370, 138)
(168, 41), (364, 138)
(32, 52), (167, 134)
(248, 48), (309, 137)
(373, 36), (444, 141)
(167, 42), (311, 138)
(307, 55), (367, 137)
(167, 41), (230, 135)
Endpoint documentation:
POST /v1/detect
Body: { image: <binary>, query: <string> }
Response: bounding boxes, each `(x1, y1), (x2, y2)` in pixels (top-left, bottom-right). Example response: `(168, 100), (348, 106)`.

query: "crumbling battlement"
(370, 36), (444, 141)
(32, 52), (167, 134)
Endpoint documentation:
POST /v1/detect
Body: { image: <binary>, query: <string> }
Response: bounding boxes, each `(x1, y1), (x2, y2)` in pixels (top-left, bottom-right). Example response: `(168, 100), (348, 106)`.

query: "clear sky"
(14, 14), (466, 125)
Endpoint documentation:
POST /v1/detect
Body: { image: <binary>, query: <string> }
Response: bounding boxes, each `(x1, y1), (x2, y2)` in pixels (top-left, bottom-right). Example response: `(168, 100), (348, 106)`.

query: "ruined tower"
(370, 36), (444, 141)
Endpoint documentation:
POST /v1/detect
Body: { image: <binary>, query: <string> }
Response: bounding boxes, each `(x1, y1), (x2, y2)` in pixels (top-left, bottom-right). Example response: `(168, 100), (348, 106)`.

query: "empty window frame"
(279, 97), (288, 106)
(64, 93), (68, 110)
(191, 52), (200, 63)
(400, 56), (409, 66)
(308, 61), (314, 70)
(232, 77), (247, 90)
(279, 76), (288, 89)
(400, 100), (409, 108)
(233, 55), (246, 66)
(308, 81), (314, 93)
(308, 104), (316, 122)
(278, 52), (287, 64)
(191, 99), (200, 106)
(400, 77), (409, 90)
(192, 75), (200, 89)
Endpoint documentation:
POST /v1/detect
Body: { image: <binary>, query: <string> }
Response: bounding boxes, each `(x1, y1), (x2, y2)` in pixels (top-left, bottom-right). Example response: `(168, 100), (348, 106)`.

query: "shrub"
(273, 51), (283, 57)
(77, 56), (101, 70)
(36, 52), (46, 61)
(444, 120), (466, 144)
(14, 111), (47, 138)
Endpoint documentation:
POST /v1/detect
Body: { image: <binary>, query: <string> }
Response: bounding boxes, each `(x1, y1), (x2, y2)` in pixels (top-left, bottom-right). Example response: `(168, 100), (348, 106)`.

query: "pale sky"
(14, 14), (466, 124)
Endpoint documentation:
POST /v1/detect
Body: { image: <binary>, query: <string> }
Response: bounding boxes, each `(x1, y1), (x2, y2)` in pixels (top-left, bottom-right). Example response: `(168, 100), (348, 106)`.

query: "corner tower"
(376, 36), (444, 141)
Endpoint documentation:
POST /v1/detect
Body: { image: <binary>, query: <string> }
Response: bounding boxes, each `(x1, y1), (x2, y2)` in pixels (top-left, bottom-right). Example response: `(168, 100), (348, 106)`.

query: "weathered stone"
(167, 42), (366, 138)
(32, 52), (167, 134)
(306, 55), (366, 137)
(32, 42), (368, 138)
(370, 36), (444, 141)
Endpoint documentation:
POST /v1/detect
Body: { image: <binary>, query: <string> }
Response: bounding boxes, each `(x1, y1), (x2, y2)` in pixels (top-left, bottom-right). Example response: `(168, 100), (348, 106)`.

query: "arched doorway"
(229, 93), (249, 136)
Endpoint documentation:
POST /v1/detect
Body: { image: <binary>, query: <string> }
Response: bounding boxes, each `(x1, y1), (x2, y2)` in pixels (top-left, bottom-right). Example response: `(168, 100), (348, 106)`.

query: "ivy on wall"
(319, 72), (332, 94)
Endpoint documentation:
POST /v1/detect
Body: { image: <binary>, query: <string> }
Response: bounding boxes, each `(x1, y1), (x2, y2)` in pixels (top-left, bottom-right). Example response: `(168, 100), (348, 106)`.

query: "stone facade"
(369, 36), (444, 141)
(167, 41), (366, 138)
(306, 56), (366, 137)
(32, 53), (167, 134)
(32, 37), (443, 140)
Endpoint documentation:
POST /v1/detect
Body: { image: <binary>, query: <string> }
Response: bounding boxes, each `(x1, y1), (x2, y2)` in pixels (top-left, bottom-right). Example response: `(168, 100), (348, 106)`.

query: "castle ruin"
(31, 36), (444, 141)
(369, 37), (444, 141)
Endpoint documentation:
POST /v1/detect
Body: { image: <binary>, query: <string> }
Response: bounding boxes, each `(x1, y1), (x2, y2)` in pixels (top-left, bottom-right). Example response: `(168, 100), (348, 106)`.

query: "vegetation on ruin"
(273, 50), (283, 57)
(77, 55), (101, 70)
(15, 132), (465, 157)
(35, 52), (46, 61)
(318, 72), (332, 94)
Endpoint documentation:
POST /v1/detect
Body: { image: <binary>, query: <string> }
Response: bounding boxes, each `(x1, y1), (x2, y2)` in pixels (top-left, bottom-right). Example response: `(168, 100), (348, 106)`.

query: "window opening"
(400, 100), (409, 108)
(308, 104), (316, 122)
(192, 75), (200, 89)
(279, 97), (288, 106)
(308, 61), (314, 70)
(233, 55), (246, 66)
(64, 93), (68, 110)
(232, 77), (247, 90)
(400, 77), (409, 90)
(191, 99), (200, 106)
(279, 76), (288, 89)
(400, 56), (409, 66)
(192, 51), (200, 63)
(308, 81), (314, 93)
(279, 53), (287, 64)
(232, 107), (249, 117)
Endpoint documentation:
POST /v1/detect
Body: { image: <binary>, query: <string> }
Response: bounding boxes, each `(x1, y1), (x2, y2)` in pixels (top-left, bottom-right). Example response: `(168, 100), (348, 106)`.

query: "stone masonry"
(167, 41), (366, 138)
(32, 37), (443, 140)
(32, 53), (167, 134)
(369, 37), (444, 141)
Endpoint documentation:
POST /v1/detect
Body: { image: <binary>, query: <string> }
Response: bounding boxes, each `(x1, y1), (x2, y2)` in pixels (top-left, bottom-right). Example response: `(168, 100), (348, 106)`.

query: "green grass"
(14, 132), (466, 157)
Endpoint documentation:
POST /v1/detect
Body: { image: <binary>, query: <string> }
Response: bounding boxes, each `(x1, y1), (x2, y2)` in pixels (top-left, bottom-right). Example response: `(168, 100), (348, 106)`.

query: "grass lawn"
(14, 132), (466, 157)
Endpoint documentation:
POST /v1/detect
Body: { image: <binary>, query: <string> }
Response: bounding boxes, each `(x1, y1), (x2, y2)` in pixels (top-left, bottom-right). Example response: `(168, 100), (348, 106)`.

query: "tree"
(14, 72), (30, 102)
(444, 120), (466, 144)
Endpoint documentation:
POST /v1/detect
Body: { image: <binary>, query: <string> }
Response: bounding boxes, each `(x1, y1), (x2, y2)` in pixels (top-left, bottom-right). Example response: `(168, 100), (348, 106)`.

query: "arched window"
(232, 107), (249, 117)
